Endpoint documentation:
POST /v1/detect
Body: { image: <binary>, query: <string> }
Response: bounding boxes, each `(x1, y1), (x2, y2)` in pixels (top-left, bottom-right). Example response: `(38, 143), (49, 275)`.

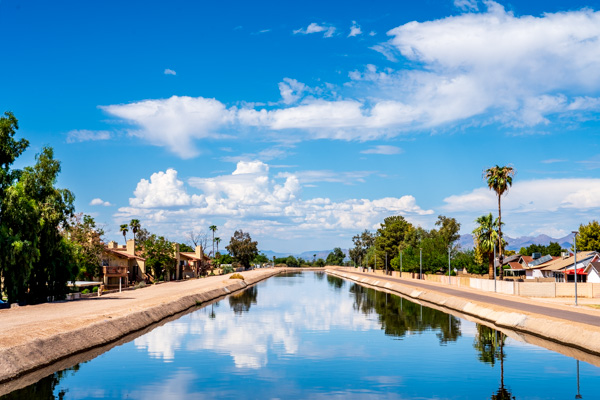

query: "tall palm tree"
(485, 165), (515, 280)
(129, 219), (141, 242)
(119, 224), (129, 245)
(209, 225), (217, 257)
(215, 237), (221, 256)
(473, 213), (499, 279)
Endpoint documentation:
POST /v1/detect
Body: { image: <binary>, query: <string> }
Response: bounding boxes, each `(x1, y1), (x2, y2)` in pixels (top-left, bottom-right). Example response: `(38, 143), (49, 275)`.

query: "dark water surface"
(3, 271), (599, 399)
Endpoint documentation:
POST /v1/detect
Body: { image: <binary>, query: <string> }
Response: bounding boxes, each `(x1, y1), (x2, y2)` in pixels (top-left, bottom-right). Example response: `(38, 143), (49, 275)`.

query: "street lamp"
(573, 231), (579, 306)
(448, 246), (451, 284)
(419, 248), (422, 280)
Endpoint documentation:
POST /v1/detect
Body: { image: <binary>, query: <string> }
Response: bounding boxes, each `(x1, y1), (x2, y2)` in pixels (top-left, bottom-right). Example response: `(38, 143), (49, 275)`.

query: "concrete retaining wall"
(327, 268), (600, 359)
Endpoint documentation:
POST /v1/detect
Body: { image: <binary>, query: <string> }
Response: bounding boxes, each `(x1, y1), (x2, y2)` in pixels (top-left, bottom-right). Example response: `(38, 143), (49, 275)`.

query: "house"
(176, 244), (209, 280)
(587, 262), (600, 283)
(540, 251), (599, 282)
(102, 239), (146, 288)
(518, 253), (559, 279)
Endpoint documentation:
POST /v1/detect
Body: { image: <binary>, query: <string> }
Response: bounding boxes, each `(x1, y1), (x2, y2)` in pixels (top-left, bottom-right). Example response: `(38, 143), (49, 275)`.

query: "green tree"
(142, 235), (175, 280)
(473, 213), (500, 280)
(66, 214), (105, 280)
(226, 230), (258, 270)
(314, 258), (325, 267)
(484, 165), (515, 279)
(2, 147), (76, 304)
(129, 219), (141, 242)
(119, 224), (129, 245)
(179, 242), (194, 252)
(375, 216), (412, 264)
(576, 220), (600, 252)
(434, 215), (461, 249)
(0, 111), (29, 301)
(286, 255), (299, 267)
(253, 252), (269, 265)
(326, 247), (345, 265)
(209, 224), (217, 257)
(519, 241), (563, 257)
(349, 229), (375, 266)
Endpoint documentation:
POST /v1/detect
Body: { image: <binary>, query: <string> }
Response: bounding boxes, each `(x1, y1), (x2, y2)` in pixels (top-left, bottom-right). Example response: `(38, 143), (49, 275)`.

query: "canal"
(2, 271), (599, 399)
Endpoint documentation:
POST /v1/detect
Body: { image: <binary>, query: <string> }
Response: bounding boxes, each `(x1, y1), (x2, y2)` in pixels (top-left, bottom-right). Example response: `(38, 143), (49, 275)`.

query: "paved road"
(345, 269), (600, 327)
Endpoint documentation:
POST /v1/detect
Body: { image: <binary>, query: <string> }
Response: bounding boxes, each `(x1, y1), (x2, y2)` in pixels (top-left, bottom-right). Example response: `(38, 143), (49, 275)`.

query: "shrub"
(92, 286), (98, 293)
(81, 289), (90, 294)
(221, 265), (234, 274)
(230, 273), (244, 280)
(135, 281), (147, 289)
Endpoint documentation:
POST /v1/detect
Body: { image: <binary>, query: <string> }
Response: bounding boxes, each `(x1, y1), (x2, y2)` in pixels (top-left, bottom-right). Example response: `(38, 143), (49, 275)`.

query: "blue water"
(2, 271), (599, 399)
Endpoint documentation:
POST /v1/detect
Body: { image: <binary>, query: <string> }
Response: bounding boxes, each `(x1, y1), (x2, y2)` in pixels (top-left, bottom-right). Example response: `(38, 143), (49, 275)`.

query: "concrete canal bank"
(0, 268), (287, 385)
(326, 267), (600, 358)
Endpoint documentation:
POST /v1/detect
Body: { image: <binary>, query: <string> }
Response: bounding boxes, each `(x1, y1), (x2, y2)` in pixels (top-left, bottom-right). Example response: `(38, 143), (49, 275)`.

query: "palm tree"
(473, 213), (499, 279)
(119, 224), (129, 245)
(209, 225), (217, 257)
(485, 165), (515, 279)
(129, 219), (141, 242)
(215, 237), (221, 256)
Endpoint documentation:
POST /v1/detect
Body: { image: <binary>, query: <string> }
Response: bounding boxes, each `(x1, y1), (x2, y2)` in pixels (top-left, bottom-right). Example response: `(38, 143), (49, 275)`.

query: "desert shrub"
(81, 289), (90, 294)
(230, 273), (244, 280)
(135, 281), (147, 289)
(92, 286), (98, 293)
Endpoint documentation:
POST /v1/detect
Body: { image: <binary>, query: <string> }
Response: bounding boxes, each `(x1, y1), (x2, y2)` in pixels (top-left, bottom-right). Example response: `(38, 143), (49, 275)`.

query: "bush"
(135, 281), (147, 289)
(230, 273), (244, 280)
(81, 288), (90, 294)
(221, 265), (234, 274)
(92, 286), (98, 293)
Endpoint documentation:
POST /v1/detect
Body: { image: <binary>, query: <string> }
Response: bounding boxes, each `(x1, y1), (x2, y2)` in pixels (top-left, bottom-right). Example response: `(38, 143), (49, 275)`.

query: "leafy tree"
(473, 213), (500, 279)
(142, 235), (175, 280)
(518, 242), (563, 257)
(119, 224), (128, 245)
(0, 111), (29, 301)
(375, 216), (412, 263)
(326, 247), (346, 265)
(129, 219), (141, 241)
(286, 255), (299, 267)
(136, 227), (151, 244)
(314, 258), (325, 267)
(576, 220), (600, 252)
(253, 252), (269, 265)
(349, 229), (375, 266)
(273, 256), (288, 264)
(226, 230), (258, 270)
(484, 165), (515, 279)
(66, 214), (105, 280)
(2, 147), (76, 304)
(217, 253), (233, 264)
(179, 242), (194, 252)
(434, 215), (461, 249)
(209, 224), (217, 257)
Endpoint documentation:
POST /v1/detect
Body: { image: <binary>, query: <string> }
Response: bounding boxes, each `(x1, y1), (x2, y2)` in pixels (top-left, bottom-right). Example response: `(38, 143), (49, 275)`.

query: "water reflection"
(228, 286), (257, 314)
(348, 283), (461, 344)
(3, 272), (600, 400)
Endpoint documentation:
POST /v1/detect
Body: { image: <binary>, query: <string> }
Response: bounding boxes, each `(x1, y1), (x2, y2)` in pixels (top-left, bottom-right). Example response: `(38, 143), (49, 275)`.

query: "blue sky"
(2, 0), (600, 253)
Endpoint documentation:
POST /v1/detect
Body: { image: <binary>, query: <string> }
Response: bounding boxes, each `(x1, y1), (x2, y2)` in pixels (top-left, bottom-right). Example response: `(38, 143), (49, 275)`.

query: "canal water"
(2, 271), (599, 399)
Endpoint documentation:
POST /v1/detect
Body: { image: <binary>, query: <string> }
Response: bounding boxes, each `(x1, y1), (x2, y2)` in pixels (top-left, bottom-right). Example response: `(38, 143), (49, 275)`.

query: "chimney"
(108, 241), (118, 249)
(196, 245), (203, 259)
(126, 239), (136, 255)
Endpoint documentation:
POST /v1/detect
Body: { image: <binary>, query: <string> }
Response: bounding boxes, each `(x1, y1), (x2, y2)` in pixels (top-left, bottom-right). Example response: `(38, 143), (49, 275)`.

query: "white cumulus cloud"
(349, 21), (362, 37)
(293, 22), (336, 38)
(164, 68), (176, 76)
(90, 198), (112, 207)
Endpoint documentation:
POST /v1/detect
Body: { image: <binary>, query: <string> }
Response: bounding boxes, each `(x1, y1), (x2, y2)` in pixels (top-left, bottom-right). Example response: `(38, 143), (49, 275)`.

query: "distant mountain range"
(458, 233), (575, 251)
(262, 233), (575, 260)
